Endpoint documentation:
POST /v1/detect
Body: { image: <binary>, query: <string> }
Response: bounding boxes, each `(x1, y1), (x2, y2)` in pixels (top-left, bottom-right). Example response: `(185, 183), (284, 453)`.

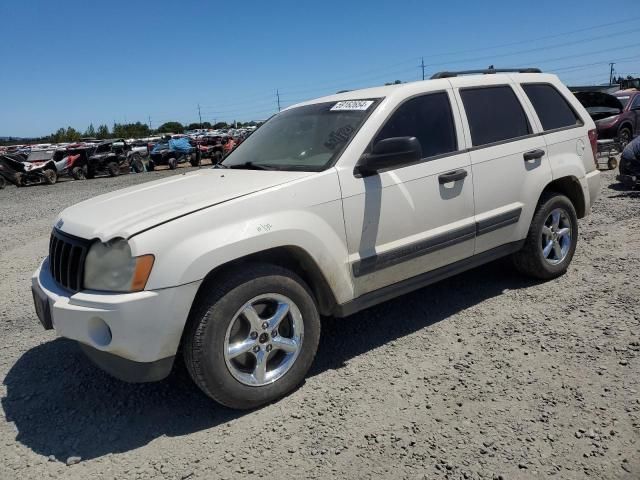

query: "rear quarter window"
(522, 83), (582, 131)
(460, 86), (532, 147)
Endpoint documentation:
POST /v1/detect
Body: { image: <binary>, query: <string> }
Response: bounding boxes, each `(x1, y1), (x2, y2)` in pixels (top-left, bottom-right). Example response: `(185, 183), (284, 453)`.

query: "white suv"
(32, 69), (601, 409)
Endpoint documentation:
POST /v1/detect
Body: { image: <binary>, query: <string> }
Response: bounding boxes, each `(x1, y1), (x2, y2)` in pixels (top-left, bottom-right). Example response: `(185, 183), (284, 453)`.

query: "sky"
(1, 0), (639, 137)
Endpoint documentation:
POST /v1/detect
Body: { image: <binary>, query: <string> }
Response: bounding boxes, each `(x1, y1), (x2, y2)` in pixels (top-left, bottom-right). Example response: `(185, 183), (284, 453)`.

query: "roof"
(287, 72), (558, 110)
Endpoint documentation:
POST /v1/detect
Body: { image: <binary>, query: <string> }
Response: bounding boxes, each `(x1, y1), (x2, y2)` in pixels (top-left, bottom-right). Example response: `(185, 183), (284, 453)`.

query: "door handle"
(438, 169), (468, 184)
(523, 149), (545, 161)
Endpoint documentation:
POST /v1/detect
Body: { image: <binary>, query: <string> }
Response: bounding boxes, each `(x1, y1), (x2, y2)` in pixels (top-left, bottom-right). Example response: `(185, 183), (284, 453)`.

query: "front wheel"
(107, 162), (120, 177)
(183, 265), (321, 409)
(168, 157), (177, 170)
(512, 193), (578, 280)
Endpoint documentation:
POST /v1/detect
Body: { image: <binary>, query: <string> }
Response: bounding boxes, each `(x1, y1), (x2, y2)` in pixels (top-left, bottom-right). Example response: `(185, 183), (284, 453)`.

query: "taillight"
(588, 128), (598, 168)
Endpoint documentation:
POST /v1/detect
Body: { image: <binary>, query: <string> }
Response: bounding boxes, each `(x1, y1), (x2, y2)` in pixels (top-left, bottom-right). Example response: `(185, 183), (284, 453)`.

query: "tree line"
(1, 120), (261, 145)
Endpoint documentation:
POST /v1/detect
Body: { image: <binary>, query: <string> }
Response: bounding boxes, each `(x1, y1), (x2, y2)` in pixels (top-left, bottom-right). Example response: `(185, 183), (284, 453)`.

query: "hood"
(574, 91), (624, 116)
(56, 169), (313, 241)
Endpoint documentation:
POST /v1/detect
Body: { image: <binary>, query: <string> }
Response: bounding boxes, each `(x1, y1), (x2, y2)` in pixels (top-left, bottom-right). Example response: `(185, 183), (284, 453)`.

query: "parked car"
(0, 153), (57, 186)
(196, 136), (225, 163)
(149, 137), (198, 170)
(574, 89), (640, 147)
(86, 139), (144, 178)
(32, 68), (600, 409)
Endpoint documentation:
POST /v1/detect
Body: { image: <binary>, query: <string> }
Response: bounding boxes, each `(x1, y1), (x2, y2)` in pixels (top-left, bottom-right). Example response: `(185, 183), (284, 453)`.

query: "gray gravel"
(0, 168), (638, 479)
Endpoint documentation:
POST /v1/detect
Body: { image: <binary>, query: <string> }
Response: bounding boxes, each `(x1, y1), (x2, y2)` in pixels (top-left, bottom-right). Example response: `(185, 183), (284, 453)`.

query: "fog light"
(88, 317), (112, 347)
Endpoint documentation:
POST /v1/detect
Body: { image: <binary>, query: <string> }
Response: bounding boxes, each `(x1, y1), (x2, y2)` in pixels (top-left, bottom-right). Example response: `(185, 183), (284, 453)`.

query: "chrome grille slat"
(48, 229), (90, 292)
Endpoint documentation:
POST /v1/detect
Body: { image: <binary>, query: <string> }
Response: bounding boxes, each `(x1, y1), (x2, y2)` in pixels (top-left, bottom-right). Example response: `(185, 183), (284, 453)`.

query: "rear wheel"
(618, 127), (632, 149)
(512, 193), (578, 280)
(44, 168), (57, 185)
(131, 154), (144, 173)
(608, 156), (618, 170)
(168, 157), (178, 170)
(183, 265), (321, 409)
(107, 162), (120, 177)
(71, 166), (86, 180)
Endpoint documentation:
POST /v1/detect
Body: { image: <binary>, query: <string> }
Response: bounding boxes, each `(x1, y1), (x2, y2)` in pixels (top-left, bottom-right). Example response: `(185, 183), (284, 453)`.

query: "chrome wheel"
(223, 293), (304, 387)
(541, 208), (572, 265)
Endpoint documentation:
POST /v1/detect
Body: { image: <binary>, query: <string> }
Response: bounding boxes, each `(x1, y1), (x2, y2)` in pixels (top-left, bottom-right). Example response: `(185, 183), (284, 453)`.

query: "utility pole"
(197, 104), (202, 129)
(148, 115), (152, 130)
(420, 57), (425, 81)
(609, 63), (616, 86)
(276, 89), (281, 112)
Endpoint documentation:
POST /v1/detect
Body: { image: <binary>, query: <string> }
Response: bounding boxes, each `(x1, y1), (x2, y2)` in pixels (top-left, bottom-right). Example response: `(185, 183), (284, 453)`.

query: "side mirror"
(355, 137), (422, 176)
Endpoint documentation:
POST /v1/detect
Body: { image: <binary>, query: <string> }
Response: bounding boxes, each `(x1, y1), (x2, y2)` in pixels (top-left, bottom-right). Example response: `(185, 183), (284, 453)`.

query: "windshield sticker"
(330, 100), (374, 111)
(324, 125), (355, 150)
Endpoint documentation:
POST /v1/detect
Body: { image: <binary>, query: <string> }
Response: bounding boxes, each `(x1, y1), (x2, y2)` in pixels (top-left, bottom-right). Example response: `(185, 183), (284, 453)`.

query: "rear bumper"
(32, 258), (200, 382)
(584, 169), (601, 210)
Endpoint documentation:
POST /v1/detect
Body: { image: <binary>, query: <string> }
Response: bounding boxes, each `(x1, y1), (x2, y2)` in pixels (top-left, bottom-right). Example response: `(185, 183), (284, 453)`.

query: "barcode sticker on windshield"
(330, 100), (374, 111)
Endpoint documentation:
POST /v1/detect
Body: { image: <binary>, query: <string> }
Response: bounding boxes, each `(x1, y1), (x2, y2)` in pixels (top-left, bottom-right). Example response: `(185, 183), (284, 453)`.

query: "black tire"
(190, 155), (200, 167)
(147, 160), (155, 172)
(107, 162), (120, 177)
(607, 157), (618, 170)
(131, 154), (144, 173)
(44, 168), (57, 185)
(512, 192), (578, 280)
(183, 264), (321, 409)
(71, 166), (86, 180)
(618, 127), (632, 149)
(168, 157), (178, 170)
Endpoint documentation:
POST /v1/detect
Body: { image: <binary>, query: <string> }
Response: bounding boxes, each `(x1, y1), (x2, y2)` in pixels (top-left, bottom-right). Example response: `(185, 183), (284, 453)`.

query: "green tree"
(112, 122), (151, 139)
(84, 123), (96, 138)
(65, 127), (81, 142)
(96, 124), (110, 139)
(213, 122), (228, 129)
(157, 121), (184, 134)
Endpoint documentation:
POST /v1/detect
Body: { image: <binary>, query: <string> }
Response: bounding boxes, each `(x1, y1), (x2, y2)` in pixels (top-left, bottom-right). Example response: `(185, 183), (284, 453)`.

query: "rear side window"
(460, 86), (531, 147)
(522, 83), (582, 131)
(375, 92), (457, 159)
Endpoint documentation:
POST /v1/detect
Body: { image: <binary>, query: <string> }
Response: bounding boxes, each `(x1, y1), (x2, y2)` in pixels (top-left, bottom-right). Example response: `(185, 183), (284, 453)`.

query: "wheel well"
(541, 177), (586, 218)
(194, 246), (338, 316)
(618, 123), (633, 134)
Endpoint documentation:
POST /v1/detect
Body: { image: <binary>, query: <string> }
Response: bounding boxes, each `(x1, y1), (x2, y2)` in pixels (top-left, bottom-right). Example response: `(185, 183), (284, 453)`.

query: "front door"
(339, 90), (476, 297)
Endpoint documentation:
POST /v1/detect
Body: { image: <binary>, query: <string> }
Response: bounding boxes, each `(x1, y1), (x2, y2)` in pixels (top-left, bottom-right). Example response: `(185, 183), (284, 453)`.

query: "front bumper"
(32, 259), (200, 382)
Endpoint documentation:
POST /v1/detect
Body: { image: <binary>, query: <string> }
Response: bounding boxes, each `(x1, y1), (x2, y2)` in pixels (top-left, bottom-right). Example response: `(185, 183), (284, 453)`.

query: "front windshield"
(221, 99), (379, 171)
(616, 96), (630, 108)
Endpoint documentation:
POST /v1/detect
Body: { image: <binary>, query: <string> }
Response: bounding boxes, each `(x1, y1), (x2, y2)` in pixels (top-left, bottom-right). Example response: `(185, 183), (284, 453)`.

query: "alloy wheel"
(223, 293), (304, 387)
(541, 208), (572, 265)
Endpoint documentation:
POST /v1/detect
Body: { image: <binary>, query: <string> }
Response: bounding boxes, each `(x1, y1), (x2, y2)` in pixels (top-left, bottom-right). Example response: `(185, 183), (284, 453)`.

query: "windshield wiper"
(227, 161), (277, 170)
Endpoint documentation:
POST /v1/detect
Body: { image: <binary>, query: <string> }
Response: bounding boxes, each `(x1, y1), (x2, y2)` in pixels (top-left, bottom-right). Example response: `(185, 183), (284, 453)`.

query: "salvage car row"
(0, 130), (251, 189)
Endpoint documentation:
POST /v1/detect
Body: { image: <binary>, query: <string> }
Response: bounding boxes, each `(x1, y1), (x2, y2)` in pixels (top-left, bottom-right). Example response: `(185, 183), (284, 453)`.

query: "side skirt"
(333, 240), (525, 318)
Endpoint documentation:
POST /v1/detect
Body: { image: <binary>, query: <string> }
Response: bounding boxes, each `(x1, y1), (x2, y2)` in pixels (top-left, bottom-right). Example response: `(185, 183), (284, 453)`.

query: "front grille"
(49, 229), (90, 292)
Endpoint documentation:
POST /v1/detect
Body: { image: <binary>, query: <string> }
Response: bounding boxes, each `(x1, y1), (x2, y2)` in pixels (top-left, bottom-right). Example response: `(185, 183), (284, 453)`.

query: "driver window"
(631, 95), (640, 110)
(375, 92), (458, 159)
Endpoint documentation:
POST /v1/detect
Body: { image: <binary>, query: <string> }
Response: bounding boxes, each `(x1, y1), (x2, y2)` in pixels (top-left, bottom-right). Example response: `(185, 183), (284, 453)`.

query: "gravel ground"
(0, 167), (638, 480)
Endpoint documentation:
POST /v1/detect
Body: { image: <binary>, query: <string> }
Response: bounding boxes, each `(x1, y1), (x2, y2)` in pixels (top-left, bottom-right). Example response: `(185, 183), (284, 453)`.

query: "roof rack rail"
(430, 68), (542, 79)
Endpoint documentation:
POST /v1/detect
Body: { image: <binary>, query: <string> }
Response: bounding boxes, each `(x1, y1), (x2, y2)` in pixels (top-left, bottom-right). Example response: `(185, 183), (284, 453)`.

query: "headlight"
(83, 238), (154, 292)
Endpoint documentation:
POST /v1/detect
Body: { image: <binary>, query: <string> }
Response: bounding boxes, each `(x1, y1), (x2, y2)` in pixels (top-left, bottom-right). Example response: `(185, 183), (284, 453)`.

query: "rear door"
(451, 77), (551, 254)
